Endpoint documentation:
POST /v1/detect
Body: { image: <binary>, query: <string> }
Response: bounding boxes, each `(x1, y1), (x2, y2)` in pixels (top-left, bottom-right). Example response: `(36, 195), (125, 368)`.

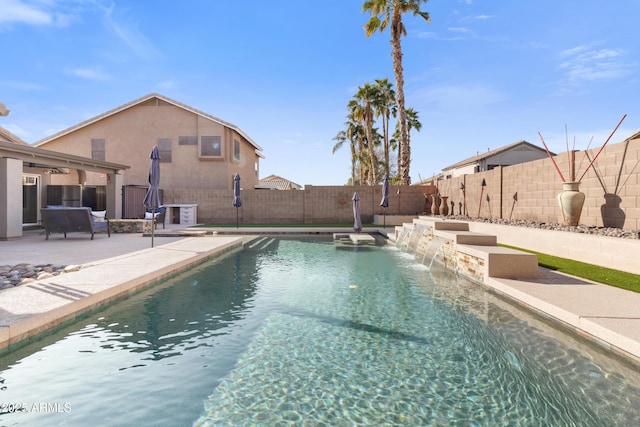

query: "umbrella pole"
(151, 214), (155, 248)
(236, 208), (239, 229)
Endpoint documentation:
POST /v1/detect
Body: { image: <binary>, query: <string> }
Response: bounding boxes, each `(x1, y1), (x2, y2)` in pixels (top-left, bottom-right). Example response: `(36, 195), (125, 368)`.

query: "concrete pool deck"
(1, 227), (640, 366)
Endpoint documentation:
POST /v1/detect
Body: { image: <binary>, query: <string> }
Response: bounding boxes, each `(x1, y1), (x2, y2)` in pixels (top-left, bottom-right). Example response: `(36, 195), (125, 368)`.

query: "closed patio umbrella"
(233, 173), (242, 228)
(352, 192), (362, 233)
(143, 146), (161, 247)
(380, 173), (389, 228)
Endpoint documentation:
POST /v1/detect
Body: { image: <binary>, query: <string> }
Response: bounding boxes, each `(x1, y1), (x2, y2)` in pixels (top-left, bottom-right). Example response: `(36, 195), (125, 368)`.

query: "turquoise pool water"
(0, 235), (639, 425)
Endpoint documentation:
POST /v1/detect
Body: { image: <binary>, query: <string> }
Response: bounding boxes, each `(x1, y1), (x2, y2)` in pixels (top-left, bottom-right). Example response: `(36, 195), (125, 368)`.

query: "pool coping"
(0, 236), (243, 351)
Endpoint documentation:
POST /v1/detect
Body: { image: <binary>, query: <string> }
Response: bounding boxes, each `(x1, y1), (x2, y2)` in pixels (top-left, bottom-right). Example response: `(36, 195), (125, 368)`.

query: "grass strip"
(501, 244), (640, 293)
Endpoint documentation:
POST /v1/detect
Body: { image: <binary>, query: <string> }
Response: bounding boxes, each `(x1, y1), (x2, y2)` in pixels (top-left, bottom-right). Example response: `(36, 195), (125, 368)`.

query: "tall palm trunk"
(391, 5), (410, 185)
(364, 110), (378, 185)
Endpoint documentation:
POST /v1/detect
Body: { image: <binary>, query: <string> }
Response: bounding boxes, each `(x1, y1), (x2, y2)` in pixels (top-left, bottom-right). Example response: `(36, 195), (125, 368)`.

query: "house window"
(91, 139), (105, 161)
(158, 138), (172, 163)
(200, 135), (223, 158)
(179, 136), (198, 145)
(233, 138), (240, 161)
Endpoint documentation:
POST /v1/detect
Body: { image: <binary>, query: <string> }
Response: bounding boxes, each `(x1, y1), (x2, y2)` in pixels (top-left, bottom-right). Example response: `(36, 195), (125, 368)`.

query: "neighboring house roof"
(0, 126), (29, 145)
(442, 140), (550, 171)
(623, 128), (640, 142)
(34, 93), (263, 153)
(256, 174), (302, 190)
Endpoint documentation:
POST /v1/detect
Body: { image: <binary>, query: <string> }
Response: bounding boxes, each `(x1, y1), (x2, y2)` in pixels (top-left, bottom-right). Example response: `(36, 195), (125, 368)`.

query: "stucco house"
(441, 140), (550, 178)
(35, 93), (263, 221)
(1, 125), (129, 239)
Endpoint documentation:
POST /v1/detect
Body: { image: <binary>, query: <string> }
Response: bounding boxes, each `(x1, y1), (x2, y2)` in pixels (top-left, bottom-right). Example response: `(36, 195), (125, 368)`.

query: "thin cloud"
(0, 0), (52, 25)
(72, 67), (111, 81)
(558, 45), (633, 83)
(0, 0), (74, 28)
(417, 83), (505, 110)
(157, 80), (176, 90)
(101, 3), (160, 59)
(1, 80), (46, 91)
(448, 26), (471, 33)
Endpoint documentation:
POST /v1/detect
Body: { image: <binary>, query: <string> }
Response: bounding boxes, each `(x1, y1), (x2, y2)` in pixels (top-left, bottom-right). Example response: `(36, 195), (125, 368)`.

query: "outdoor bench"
(40, 207), (110, 240)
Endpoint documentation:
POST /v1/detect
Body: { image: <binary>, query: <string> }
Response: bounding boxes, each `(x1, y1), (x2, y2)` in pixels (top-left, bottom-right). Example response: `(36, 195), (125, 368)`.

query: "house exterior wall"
(484, 145), (549, 167)
(39, 101), (260, 192)
(447, 144), (549, 177)
(449, 164), (476, 177)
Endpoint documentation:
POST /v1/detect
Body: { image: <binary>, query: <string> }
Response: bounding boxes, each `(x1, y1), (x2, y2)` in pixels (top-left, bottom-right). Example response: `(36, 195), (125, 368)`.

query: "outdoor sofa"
(40, 207), (110, 240)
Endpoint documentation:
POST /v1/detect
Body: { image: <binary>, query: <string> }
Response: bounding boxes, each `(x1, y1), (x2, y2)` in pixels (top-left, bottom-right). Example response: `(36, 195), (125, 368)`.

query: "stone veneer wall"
(457, 252), (485, 283)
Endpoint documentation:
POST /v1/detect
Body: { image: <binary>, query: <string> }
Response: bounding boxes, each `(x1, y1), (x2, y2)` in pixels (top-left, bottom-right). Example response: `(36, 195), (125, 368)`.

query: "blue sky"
(1, 0), (639, 186)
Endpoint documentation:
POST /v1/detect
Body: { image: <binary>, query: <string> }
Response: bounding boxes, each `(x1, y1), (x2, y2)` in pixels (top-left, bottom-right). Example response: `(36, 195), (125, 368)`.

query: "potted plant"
(538, 115), (626, 226)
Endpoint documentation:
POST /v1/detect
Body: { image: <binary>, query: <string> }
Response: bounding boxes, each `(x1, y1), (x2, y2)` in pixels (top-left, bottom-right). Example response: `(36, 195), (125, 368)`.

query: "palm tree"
(363, 0), (430, 185)
(373, 78), (396, 175)
(332, 130), (354, 185)
(332, 114), (368, 185)
(353, 83), (380, 185)
(404, 107), (422, 174)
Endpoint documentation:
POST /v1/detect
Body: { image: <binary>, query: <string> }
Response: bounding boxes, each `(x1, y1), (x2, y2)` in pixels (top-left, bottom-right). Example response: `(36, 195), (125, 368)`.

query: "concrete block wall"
(161, 184), (429, 224)
(160, 136), (640, 229)
(432, 136), (640, 231)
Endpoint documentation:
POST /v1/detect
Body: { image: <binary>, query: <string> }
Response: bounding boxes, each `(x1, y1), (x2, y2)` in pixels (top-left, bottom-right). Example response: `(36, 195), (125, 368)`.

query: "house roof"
(0, 126), (29, 146)
(34, 93), (263, 153)
(0, 140), (129, 174)
(623, 128), (640, 142)
(256, 174), (302, 190)
(442, 140), (549, 171)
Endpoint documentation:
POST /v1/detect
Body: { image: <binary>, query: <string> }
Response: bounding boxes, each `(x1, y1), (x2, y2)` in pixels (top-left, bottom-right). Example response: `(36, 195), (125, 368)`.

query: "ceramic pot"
(439, 196), (449, 216)
(557, 182), (585, 226)
(431, 195), (439, 215)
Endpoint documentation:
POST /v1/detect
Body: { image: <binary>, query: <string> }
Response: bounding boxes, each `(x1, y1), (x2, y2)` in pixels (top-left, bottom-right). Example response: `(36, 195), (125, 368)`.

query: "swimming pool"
(0, 235), (639, 425)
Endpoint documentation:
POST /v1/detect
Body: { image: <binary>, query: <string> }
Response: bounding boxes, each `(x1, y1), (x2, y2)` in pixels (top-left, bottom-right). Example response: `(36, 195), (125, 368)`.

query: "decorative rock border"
(0, 263), (81, 289)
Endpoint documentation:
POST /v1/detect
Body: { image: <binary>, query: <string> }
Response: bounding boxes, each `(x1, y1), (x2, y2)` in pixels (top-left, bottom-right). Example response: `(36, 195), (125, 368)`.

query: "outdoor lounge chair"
(145, 206), (166, 229)
(40, 207), (111, 240)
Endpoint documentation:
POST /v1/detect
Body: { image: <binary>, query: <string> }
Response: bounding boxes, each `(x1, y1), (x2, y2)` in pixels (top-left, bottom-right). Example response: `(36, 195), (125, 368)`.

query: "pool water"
(0, 235), (639, 425)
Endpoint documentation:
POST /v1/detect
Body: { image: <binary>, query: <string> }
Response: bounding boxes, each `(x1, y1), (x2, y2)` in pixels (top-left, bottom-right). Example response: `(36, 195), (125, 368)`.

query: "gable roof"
(256, 174), (302, 190)
(443, 140), (549, 171)
(34, 93), (263, 153)
(0, 126), (29, 145)
(0, 139), (129, 174)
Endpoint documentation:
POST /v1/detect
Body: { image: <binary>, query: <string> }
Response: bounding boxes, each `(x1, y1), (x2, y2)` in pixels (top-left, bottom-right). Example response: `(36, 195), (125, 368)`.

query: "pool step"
(143, 230), (208, 237)
(333, 233), (376, 245)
